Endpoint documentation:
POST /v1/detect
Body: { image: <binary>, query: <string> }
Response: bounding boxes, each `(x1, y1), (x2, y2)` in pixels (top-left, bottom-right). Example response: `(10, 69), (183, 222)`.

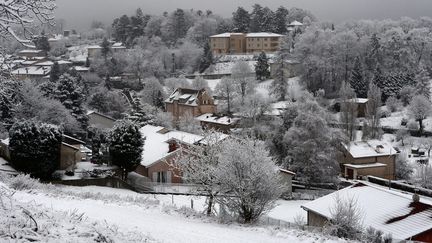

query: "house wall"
(270, 62), (302, 79)
(229, 35), (246, 54)
(280, 172), (293, 195)
(60, 145), (81, 170)
(412, 228), (432, 243)
(340, 148), (396, 180)
(0, 142), (10, 161)
(88, 48), (101, 58)
(307, 211), (328, 227)
(88, 113), (115, 129)
(345, 166), (388, 180)
(210, 37), (230, 54)
(246, 36), (281, 53)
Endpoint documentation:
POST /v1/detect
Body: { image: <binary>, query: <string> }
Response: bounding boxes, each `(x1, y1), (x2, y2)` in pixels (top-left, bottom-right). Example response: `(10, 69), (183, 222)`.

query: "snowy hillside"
(0, 174), (349, 243)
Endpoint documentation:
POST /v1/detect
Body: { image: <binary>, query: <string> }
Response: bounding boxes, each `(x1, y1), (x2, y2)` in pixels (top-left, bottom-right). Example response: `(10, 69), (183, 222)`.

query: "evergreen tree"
(33, 31), (50, 55)
(128, 97), (154, 126)
(130, 8), (146, 40)
(349, 57), (368, 98)
(50, 61), (60, 82)
(198, 42), (213, 73)
(271, 45), (290, 101)
(112, 15), (131, 44)
(274, 6), (289, 34)
(255, 52), (270, 81)
(249, 4), (264, 32)
(9, 120), (62, 179)
(261, 7), (276, 32)
(232, 7), (250, 32)
(0, 90), (13, 124)
(54, 74), (88, 132)
(101, 37), (111, 59)
(108, 120), (144, 180)
(415, 64), (431, 99)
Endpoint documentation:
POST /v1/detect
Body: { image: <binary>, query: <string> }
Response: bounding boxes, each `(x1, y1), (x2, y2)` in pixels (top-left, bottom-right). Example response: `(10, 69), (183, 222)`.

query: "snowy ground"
(1, 177), (348, 243)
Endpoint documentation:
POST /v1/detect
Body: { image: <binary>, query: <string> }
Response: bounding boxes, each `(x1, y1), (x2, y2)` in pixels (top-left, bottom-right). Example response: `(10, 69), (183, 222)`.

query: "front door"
(347, 168), (354, 179)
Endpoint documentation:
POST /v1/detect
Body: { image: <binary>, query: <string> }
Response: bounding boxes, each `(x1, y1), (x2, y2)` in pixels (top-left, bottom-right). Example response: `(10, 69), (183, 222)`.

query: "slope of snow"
(6, 183), (348, 243)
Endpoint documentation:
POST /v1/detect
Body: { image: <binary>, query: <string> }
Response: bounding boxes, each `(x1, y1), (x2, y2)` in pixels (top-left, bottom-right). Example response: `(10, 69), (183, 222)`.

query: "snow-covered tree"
(232, 7), (250, 32)
(274, 6), (289, 34)
(249, 4), (264, 32)
(191, 76), (210, 92)
(172, 131), (224, 215)
(255, 52), (270, 81)
(176, 111), (202, 134)
(100, 37), (111, 59)
(33, 31), (50, 54)
(108, 120), (144, 180)
(49, 61), (60, 82)
(329, 194), (363, 240)
(216, 138), (285, 223)
(231, 61), (255, 104)
(9, 120), (62, 179)
(415, 64), (431, 99)
(139, 77), (165, 109)
(349, 57), (368, 98)
(282, 99), (341, 186)
(198, 42), (213, 73)
(54, 73), (88, 132)
(0, 0), (55, 48)
(271, 45), (290, 101)
(215, 77), (235, 114)
(409, 95), (432, 136)
(128, 96), (155, 127)
(395, 151), (413, 180)
(339, 81), (358, 141)
(366, 82), (382, 139)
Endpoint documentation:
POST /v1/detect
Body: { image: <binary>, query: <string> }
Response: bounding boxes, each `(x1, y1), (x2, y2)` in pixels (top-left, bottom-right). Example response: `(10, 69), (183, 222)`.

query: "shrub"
(407, 121), (419, 130)
(8, 174), (40, 191)
(386, 96), (400, 112)
(379, 109), (391, 118)
(9, 120), (62, 179)
(400, 118), (408, 126)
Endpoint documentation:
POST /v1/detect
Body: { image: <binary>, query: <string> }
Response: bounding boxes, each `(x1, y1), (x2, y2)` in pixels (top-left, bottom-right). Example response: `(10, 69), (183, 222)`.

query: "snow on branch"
(0, 0), (56, 48)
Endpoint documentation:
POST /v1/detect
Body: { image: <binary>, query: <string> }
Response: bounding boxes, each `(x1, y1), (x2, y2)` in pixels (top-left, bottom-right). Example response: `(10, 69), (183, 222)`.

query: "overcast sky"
(56, 0), (432, 30)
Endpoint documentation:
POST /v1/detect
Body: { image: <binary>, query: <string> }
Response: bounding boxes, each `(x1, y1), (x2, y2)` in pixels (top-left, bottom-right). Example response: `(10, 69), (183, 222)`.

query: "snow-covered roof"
(140, 125), (203, 167)
(265, 101), (292, 116)
(279, 168), (296, 175)
(302, 181), (432, 240)
(11, 66), (51, 76)
(165, 88), (206, 107)
(87, 45), (102, 49)
(347, 98), (369, 104)
(112, 43), (126, 49)
(289, 21), (303, 26)
(57, 60), (72, 65)
(210, 33), (244, 38)
(73, 66), (90, 72)
(18, 49), (43, 54)
(245, 33), (284, 38)
(345, 163), (387, 169)
(344, 140), (397, 158)
(195, 113), (240, 126)
(34, 61), (54, 66)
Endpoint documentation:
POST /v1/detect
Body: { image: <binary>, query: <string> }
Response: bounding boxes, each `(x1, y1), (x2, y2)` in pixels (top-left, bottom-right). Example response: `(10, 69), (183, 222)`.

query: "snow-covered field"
(0, 175), (348, 243)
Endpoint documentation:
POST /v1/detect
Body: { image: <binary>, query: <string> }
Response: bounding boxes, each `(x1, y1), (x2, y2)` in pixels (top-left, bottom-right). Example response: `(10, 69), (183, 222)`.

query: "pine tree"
(349, 57), (368, 98)
(128, 97), (154, 126)
(50, 61), (60, 82)
(274, 6), (289, 34)
(54, 74), (88, 132)
(255, 52), (270, 81)
(112, 15), (131, 44)
(130, 8), (146, 40)
(232, 7), (250, 32)
(34, 30), (50, 55)
(108, 120), (144, 180)
(9, 120), (62, 179)
(261, 7), (275, 32)
(249, 4), (264, 32)
(101, 37), (111, 59)
(415, 64), (431, 99)
(198, 42), (213, 73)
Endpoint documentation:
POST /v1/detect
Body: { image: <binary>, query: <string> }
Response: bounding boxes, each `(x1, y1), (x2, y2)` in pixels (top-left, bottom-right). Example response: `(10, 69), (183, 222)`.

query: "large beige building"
(210, 32), (284, 55)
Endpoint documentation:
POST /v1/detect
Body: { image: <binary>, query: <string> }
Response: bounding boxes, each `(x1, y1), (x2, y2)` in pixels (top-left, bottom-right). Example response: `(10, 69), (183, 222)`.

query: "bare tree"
(339, 81), (358, 141)
(366, 82), (381, 139)
(409, 95), (432, 136)
(0, 0), (56, 48)
(215, 76), (235, 114)
(169, 131), (224, 216)
(231, 61), (255, 105)
(215, 138), (285, 223)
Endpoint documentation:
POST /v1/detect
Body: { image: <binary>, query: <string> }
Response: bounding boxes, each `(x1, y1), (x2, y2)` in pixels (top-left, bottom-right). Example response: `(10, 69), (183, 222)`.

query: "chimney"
(168, 140), (178, 153)
(413, 193), (420, 203)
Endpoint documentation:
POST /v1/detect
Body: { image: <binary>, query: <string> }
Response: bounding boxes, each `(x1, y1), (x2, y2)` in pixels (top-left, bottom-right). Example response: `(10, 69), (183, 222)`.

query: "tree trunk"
(206, 194), (213, 216)
(419, 119), (423, 136)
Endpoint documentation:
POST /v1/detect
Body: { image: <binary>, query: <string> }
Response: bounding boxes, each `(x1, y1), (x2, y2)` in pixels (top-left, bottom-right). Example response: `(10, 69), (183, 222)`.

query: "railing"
(142, 182), (199, 194)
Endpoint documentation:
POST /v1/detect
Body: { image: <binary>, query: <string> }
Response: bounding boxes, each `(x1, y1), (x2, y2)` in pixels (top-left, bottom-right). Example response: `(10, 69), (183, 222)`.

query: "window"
(264, 38), (267, 41)
(157, 172), (167, 183)
(264, 44), (267, 47)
